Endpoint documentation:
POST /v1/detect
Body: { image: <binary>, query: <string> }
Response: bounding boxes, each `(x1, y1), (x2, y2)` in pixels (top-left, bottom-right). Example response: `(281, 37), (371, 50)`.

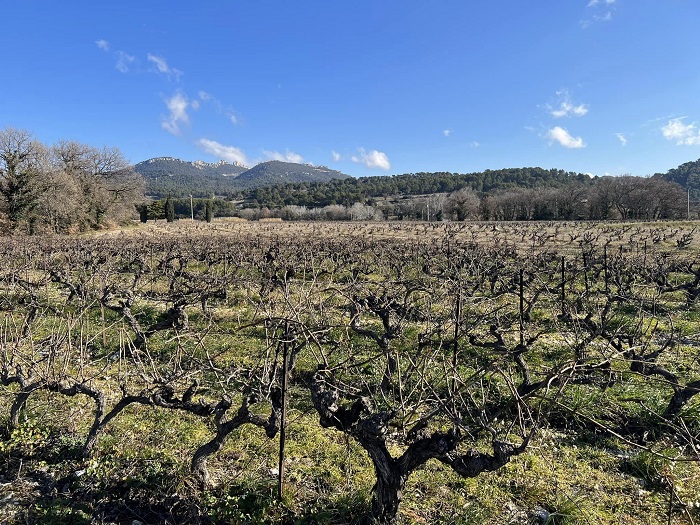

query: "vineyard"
(1, 220), (700, 524)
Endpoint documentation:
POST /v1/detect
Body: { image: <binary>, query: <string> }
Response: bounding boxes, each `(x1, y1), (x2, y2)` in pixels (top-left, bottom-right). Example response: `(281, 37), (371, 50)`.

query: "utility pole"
(688, 189), (691, 220)
(190, 194), (194, 221)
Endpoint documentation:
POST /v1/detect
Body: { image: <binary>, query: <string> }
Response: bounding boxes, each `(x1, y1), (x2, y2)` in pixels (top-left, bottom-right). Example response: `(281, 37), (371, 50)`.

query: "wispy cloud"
(331, 150), (342, 162)
(547, 127), (586, 148)
(548, 91), (589, 118)
(443, 129), (452, 137)
(582, 0), (616, 27)
(197, 138), (249, 165)
(95, 39), (110, 51)
(662, 118), (700, 146)
(263, 149), (304, 163)
(115, 51), (135, 73)
(197, 91), (239, 125)
(95, 40), (135, 73)
(147, 53), (182, 80)
(351, 148), (391, 170)
(161, 92), (190, 135)
(616, 133), (627, 146)
(470, 141), (480, 148)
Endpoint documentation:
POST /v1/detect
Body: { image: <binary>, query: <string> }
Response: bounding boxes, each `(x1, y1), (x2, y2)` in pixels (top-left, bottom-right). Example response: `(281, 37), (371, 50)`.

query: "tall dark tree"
(0, 128), (43, 229)
(165, 196), (175, 222)
(137, 204), (149, 223)
(205, 199), (213, 223)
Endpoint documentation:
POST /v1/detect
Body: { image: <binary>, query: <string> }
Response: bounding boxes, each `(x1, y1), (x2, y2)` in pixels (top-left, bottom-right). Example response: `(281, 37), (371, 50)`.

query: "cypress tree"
(138, 204), (148, 223)
(205, 199), (213, 223)
(165, 197), (175, 223)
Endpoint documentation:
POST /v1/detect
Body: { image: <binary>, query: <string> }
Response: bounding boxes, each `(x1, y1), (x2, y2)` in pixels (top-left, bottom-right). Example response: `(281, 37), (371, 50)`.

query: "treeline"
(224, 175), (686, 222)
(137, 196), (236, 223)
(0, 127), (144, 233)
(238, 167), (591, 207)
(478, 175), (686, 221)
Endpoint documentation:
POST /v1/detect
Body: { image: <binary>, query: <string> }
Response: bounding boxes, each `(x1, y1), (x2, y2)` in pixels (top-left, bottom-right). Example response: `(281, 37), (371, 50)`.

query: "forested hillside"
(239, 167), (591, 207)
(656, 158), (700, 194)
(139, 158), (351, 197)
(136, 157), (247, 197)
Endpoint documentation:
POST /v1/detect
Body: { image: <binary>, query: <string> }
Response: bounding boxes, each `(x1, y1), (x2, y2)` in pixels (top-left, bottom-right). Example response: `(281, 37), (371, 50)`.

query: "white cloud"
(95, 39), (110, 51)
(331, 150), (342, 162)
(351, 148), (391, 170)
(662, 118), (700, 146)
(552, 102), (589, 118)
(115, 51), (135, 73)
(470, 141), (480, 148)
(197, 139), (249, 165)
(161, 92), (190, 135)
(548, 91), (588, 118)
(547, 127), (586, 148)
(587, 0), (615, 7)
(263, 149), (305, 163)
(443, 129), (452, 137)
(616, 133), (627, 146)
(147, 53), (182, 80)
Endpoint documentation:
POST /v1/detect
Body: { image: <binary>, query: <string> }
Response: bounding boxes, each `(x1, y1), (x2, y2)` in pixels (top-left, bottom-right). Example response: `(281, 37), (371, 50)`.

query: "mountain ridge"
(135, 157), (351, 197)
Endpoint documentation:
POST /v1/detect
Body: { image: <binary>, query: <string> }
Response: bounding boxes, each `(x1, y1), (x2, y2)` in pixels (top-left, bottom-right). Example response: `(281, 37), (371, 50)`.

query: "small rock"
(269, 468), (279, 477)
(531, 506), (551, 524)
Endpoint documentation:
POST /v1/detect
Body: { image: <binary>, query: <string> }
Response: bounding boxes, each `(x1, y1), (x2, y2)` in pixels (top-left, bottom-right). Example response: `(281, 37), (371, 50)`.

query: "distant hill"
(234, 161), (351, 187)
(136, 157), (351, 197)
(136, 157), (248, 197)
(655, 158), (700, 195)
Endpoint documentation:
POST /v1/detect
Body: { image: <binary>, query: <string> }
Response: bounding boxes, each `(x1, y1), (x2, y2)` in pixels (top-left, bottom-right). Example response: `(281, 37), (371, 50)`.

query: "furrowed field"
(1, 220), (699, 524)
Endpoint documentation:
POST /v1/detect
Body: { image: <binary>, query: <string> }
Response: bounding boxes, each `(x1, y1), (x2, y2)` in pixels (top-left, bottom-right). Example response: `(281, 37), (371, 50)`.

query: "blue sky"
(2, 1), (700, 177)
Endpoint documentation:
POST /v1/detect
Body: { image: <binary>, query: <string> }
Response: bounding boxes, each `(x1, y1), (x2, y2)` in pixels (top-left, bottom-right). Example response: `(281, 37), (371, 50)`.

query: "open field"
(1, 220), (700, 524)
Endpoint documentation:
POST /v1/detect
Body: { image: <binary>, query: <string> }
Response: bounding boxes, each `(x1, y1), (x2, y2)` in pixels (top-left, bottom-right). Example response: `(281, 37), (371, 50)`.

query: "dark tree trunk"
(370, 464), (405, 525)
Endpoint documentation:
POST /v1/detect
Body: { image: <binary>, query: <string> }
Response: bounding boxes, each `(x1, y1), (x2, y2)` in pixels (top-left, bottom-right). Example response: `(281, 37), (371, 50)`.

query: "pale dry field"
(115, 219), (700, 255)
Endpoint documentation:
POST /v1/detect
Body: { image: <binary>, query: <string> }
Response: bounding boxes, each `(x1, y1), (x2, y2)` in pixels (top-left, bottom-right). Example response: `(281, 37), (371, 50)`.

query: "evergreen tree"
(205, 199), (213, 223)
(0, 128), (42, 229)
(165, 196), (175, 222)
(138, 204), (148, 223)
